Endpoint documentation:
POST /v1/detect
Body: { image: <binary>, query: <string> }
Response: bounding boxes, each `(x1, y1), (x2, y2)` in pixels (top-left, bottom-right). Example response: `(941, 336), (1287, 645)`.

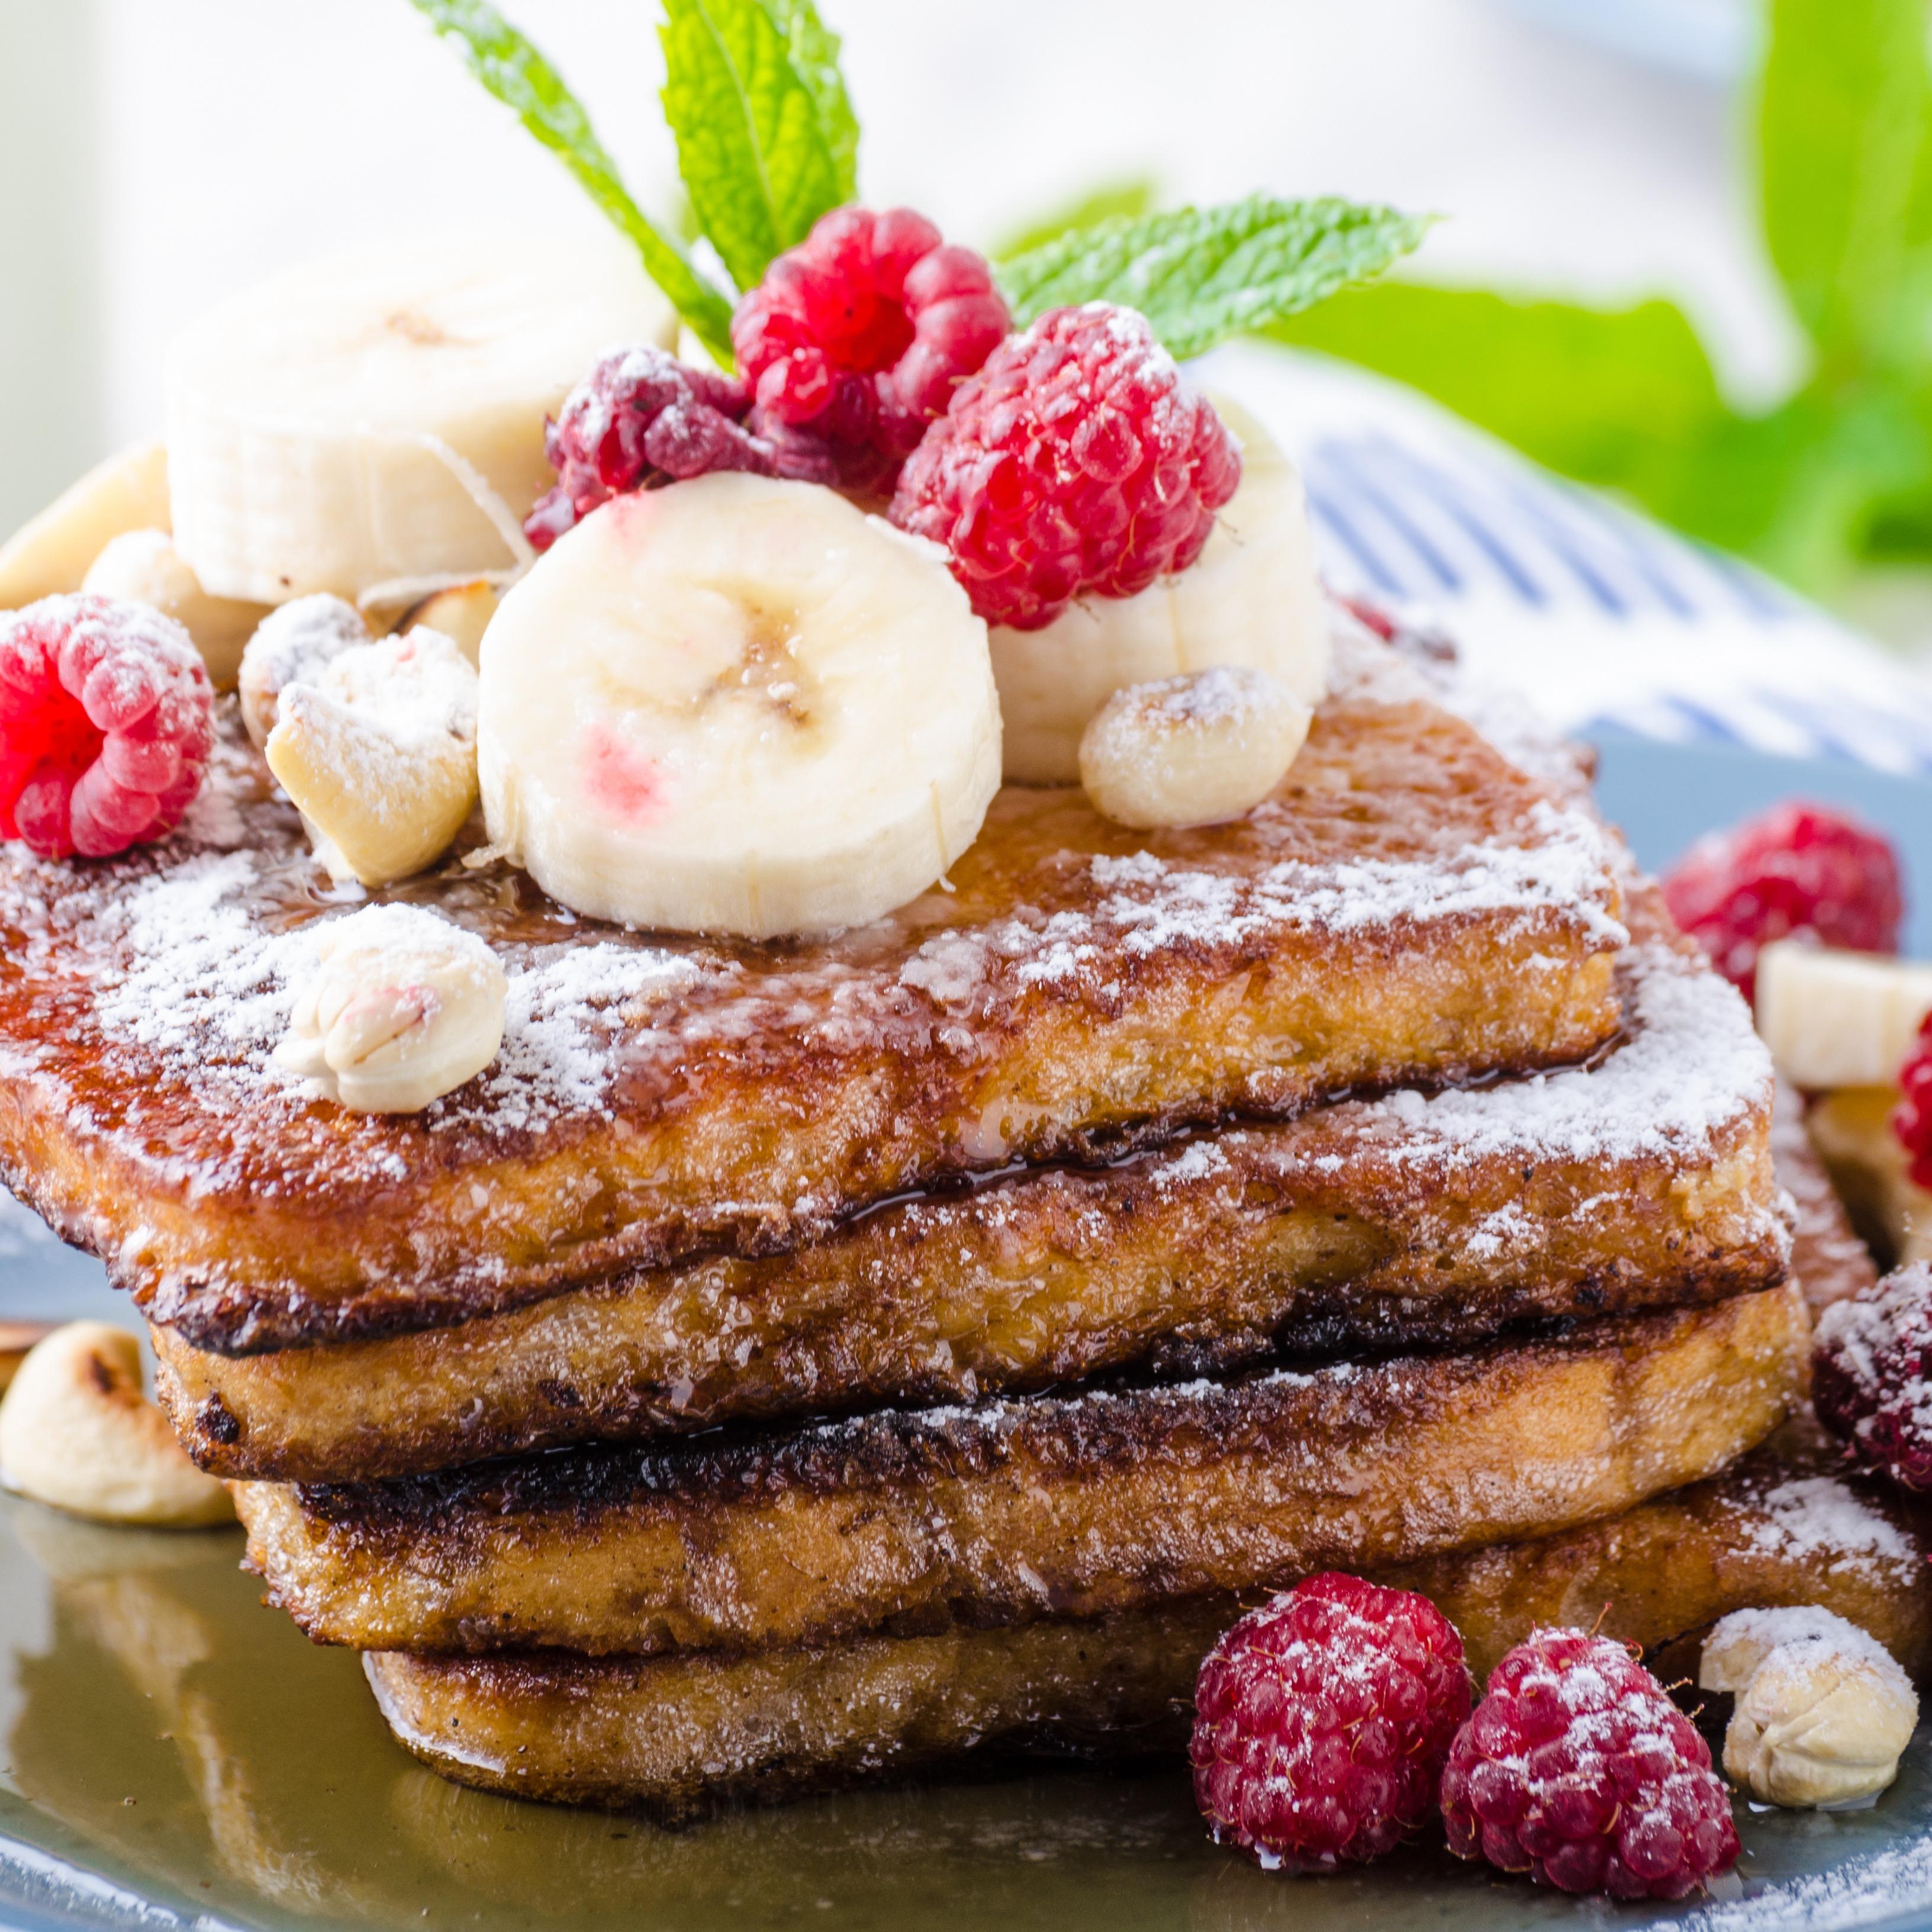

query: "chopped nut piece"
(274, 903), (506, 1113)
(266, 627), (478, 886)
(0, 1323), (233, 1527)
(1703, 1605), (1918, 1808)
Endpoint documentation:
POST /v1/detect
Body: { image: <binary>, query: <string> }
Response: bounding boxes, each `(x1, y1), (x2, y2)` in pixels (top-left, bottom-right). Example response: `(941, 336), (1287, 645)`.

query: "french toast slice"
(361, 1413), (1925, 1821)
(158, 929), (1783, 1482)
(0, 632), (1626, 1355)
(234, 1286), (1807, 1657)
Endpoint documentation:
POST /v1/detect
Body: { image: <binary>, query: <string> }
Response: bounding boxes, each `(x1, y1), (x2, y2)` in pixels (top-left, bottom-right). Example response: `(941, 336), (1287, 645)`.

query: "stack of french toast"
(0, 615), (1922, 1821)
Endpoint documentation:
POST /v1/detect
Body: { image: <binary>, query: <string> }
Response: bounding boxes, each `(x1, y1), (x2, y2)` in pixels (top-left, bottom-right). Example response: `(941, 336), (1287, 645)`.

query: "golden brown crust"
(0, 656), (1625, 1355)
(234, 1286), (1807, 1658)
(156, 945), (1782, 1482)
(363, 1409), (1923, 1821)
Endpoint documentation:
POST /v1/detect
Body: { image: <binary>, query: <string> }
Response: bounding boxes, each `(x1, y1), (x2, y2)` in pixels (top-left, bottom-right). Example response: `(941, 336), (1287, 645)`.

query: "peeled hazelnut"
(399, 579), (498, 666)
(274, 903), (507, 1113)
(1078, 665), (1311, 830)
(265, 627), (479, 887)
(237, 593), (372, 749)
(1702, 1606), (1918, 1808)
(0, 1322), (234, 1527)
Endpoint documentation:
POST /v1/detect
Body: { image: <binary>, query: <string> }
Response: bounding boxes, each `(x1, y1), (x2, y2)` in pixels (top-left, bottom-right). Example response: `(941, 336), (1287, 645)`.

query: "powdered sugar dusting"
(1267, 939), (1772, 1181)
(1680, 1832), (1932, 1930)
(1726, 1476), (1918, 1577)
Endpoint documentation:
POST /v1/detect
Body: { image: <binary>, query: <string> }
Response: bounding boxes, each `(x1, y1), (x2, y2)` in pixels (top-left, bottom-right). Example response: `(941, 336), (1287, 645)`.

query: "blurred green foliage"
(1267, 0), (1932, 600)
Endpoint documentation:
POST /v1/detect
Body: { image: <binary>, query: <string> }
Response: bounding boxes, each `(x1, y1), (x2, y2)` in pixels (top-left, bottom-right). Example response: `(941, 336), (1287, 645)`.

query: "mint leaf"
(1757, 0), (1932, 366)
(764, 0), (858, 203)
(995, 195), (1431, 360)
(994, 178), (1159, 262)
(660, 0), (856, 297)
(1266, 283), (1733, 516)
(407, 0), (736, 362)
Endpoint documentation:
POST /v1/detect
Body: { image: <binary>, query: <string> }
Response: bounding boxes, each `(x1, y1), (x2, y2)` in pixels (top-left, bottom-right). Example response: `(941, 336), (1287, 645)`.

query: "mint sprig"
(996, 195), (1433, 361)
(406, 0), (736, 362)
(659, 0), (858, 296)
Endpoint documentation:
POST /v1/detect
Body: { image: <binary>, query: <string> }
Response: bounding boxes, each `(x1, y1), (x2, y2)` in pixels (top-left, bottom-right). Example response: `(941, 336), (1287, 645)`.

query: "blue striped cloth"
(1204, 342), (1932, 774)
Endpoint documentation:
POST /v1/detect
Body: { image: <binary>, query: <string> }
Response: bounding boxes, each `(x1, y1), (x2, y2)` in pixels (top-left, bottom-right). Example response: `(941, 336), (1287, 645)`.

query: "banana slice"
(275, 904), (506, 1113)
(165, 231), (677, 606)
(1756, 942), (1932, 1090)
(988, 398), (1328, 784)
(266, 629), (479, 887)
(1080, 666), (1310, 829)
(479, 473), (1002, 938)
(0, 1322), (233, 1527)
(398, 580), (499, 666)
(0, 442), (171, 611)
(80, 530), (271, 688)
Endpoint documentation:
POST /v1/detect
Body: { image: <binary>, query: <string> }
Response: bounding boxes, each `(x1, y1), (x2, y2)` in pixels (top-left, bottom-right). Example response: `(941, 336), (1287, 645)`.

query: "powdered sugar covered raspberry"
(1190, 1572), (1471, 1870)
(524, 345), (814, 552)
(1661, 801), (1903, 1002)
(889, 302), (1241, 630)
(0, 594), (214, 859)
(732, 206), (1009, 494)
(1814, 1263), (1932, 1490)
(1441, 1627), (1738, 1899)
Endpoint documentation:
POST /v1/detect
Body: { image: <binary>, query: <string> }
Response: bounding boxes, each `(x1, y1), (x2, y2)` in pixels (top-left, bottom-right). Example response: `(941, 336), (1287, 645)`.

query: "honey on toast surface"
(0, 636), (1625, 1354)
(234, 1286), (1806, 1658)
(159, 935), (1783, 1482)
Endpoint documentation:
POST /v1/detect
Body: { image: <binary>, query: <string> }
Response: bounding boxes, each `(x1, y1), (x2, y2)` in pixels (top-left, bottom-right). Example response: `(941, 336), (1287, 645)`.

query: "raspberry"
(1814, 1264), (1932, 1489)
(889, 303), (1242, 631)
(0, 595), (214, 861)
(1894, 1018), (1932, 1189)
(1660, 800), (1903, 1003)
(524, 345), (833, 553)
(1189, 1573), (1471, 1870)
(1441, 1628), (1738, 1899)
(732, 205), (1009, 494)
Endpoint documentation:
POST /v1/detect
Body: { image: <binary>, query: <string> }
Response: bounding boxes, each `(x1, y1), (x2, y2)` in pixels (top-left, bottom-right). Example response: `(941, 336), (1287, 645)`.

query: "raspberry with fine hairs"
(1659, 800), (1903, 1003)
(0, 594), (214, 860)
(1189, 1572), (1471, 1870)
(525, 344), (825, 552)
(1894, 1019), (1932, 1190)
(1441, 1628), (1738, 1899)
(1815, 1263), (1932, 1489)
(732, 205), (1010, 493)
(889, 303), (1242, 631)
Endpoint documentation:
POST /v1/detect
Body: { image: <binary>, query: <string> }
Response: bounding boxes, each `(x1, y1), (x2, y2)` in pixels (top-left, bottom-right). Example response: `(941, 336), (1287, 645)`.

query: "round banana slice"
(1080, 666), (1311, 829)
(81, 529), (271, 688)
(165, 230), (677, 606)
(0, 1322), (233, 1527)
(1755, 941), (1932, 1090)
(479, 473), (1002, 939)
(988, 398), (1328, 784)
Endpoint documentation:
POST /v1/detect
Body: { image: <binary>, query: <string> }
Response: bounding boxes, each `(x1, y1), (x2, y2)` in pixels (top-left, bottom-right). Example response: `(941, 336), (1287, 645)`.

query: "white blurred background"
(1, 0), (1781, 536)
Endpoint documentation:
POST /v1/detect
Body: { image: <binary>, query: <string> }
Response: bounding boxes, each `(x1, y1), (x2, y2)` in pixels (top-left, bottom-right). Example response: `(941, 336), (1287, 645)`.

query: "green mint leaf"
(763, 0), (859, 204)
(994, 195), (1431, 360)
(659, 0), (856, 297)
(1757, 0), (1932, 367)
(407, 0), (736, 362)
(1265, 282), (1733, 517)
(994, 178), (1159, 261)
